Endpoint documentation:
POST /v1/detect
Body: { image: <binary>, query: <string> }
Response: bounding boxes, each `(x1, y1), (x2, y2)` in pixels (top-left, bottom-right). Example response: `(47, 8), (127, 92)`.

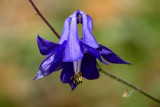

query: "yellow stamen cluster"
(70, 72), (83, 85)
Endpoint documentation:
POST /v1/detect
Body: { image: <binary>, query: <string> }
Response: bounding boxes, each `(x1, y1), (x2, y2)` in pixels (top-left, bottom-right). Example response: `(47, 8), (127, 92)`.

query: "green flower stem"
(96, 61), (160, 104)
(100, 69), (160, 103)
(29, 0), (160, 104)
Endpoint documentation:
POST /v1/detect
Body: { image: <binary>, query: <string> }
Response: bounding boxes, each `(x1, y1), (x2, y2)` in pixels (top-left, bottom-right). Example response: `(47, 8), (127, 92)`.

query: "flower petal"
(81, 53), (99, 79)
(69, 83), (77, 91)
(63, 11), (83, 62)
(60, 62), (74, 83)
(58, 16), (72, 44)
(34, 41), (66, 80)
(33, 53), (63, 80)
(80, 11), (99, 48)
(60, 62), (77, 90)
(101, 45), (130, 64)
(80, 41), (109, 65)
(86, 15), (93, 32)
(37, 35), (60, 55)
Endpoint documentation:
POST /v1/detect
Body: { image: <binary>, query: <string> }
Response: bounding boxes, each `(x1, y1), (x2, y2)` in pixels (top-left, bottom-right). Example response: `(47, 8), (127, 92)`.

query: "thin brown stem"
(28, 0), (60, 39)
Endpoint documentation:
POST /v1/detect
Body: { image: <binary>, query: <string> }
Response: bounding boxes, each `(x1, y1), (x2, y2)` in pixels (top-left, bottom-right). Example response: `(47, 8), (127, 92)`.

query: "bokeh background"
(0, 0), (160, 107)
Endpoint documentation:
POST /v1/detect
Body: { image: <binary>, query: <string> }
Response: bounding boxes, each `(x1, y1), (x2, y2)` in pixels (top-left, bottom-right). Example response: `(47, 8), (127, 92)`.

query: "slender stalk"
(28, 0), (60, 39)
(28, 0), (160, 104)
(97, 64), (160, 104)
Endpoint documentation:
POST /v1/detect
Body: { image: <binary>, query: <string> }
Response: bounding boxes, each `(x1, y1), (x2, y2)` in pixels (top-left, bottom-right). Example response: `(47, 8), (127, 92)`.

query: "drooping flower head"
(34, 10), (130, 90)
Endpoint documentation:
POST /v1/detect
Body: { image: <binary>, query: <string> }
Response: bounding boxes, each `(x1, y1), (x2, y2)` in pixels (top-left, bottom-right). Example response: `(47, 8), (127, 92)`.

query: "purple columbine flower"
(34, 10), (130, 90)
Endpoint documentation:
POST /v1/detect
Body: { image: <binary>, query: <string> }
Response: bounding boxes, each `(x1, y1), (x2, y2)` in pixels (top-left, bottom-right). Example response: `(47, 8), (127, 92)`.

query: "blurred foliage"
(0, 0), (160, 107)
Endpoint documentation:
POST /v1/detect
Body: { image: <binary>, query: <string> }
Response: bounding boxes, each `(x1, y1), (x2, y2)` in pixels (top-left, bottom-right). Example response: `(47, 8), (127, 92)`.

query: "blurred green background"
(0, 0), (160, 107)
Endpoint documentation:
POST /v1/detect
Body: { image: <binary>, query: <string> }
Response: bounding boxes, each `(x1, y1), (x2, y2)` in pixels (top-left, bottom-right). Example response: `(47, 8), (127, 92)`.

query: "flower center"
(70, 72), (83, 85)
(70, 59), (83, 85)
